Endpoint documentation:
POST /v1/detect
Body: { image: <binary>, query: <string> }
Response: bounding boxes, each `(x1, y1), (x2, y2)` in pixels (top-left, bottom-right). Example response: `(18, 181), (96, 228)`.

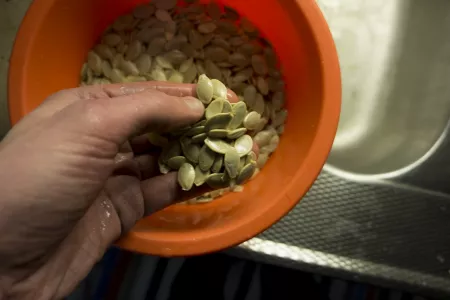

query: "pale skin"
(0, 82), (257, 300)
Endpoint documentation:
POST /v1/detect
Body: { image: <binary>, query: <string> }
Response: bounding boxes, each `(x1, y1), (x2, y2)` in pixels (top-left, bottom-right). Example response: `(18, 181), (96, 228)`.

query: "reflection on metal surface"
(237, 0), (450, 297)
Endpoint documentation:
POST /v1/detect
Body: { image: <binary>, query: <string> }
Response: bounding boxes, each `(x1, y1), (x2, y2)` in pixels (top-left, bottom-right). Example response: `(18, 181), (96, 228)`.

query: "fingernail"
(183, 97), (204, 113)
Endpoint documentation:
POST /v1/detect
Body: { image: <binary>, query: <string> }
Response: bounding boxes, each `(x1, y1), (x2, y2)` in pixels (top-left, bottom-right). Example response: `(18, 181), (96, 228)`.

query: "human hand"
(0, 82), (234, 299)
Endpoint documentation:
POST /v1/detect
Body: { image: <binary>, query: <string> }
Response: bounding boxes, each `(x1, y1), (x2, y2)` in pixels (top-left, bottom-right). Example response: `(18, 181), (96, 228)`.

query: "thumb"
(57, 88), (205, 145)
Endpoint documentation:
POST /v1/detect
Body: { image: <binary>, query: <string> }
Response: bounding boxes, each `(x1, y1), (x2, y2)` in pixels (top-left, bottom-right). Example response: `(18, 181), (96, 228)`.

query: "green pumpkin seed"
(253, 130), (274, 147)
(178, 163), (196, 191)
(227, 128), (247, 139)
(243, 111), (261, 130)
(161, 141), (181, 162)
(206, 173), (229, 189)
(256, 152), (269, 168)
(159, 159), (171, 174)
(205, 60), (222, 80)
(198, 144), (216, 171)
(182, 62), (198, 83)
(236, 161), (256, 185)
(189, 29), (205, 49)
(134, 53), (152, 74)
(155, 9), (172, 22)
(205, 99), (225, 119)
(95, 44), (115, 60)
(179, 57), (194, 73)
(211, 154), (223, 173)
(147, 36), (166, 55)
(182, 141), (201, 163)
(205, 137), (233, 154)
(243, 85), (257, 108)
(194, 165), (210, 186)
(167, 156), (187, 170)
(119, 60), (139, 76)
(246, 151), (257, 164)
(155, 55), (173, 69)
(234, 134), (253, 157)
(222, 100), (232, 113)
(208, 129), (228, 138)
(256, 76), (269, 95)
(205, 113), (233, 132)
(211, 79), (227, 99)
(168, 70), (184, 83)
(198, 22), (217, 34)
(147, 132), (168, 147)
(272, 91), (285, 110)
(186, 126), (205, 136)
(228, 101), (247, 129)
(87, 51), (102, 74)
(253, 93), (265, 115)
(272, 109), (288, 127)
(196, 74), (214, 104)
(103, 33), (122, 47)
(224, 148), (240, 178)
(193, 119), (207, 127)
(191, 133), (207, 143)
(150, 67), (167, 81)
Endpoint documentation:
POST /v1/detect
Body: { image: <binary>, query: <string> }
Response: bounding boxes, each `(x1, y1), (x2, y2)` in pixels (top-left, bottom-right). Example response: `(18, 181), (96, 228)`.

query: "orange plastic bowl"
(9, 0), (340, 256)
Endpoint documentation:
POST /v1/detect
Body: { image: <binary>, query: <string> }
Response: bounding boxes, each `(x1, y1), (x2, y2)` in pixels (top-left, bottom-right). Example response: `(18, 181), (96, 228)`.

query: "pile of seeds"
(80, 0), (288, 203)
(153, 74), (257, 192)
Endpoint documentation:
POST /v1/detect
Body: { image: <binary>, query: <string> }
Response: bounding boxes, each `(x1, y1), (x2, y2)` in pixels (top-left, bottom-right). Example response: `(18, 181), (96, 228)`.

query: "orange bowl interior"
(9, 0), (340, 256)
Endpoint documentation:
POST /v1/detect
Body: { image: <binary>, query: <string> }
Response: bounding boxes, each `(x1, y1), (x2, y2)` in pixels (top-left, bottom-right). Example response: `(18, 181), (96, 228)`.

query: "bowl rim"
(8, 0), (341, 256)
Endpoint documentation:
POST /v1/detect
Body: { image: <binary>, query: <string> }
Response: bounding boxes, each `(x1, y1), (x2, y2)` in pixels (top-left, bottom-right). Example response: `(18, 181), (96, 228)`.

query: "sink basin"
(319, 0), (450, 177)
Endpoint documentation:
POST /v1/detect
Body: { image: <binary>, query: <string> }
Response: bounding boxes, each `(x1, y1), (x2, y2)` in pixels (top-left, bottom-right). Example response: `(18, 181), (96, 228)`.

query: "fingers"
(59, 88), (205, 146)
(140, 172), (181, 214)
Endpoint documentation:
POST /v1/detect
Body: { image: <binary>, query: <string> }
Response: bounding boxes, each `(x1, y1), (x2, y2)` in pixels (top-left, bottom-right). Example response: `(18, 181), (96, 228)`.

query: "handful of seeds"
(80, 0), (288, 203)
(153, 74), (257, 191)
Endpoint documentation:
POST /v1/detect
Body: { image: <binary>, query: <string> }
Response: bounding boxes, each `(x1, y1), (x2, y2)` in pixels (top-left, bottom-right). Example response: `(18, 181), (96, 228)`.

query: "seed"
(150, 67), (166, 81)
(137, 27), (165, 43)
(234, 134), (253, 157)
(272, 91), (285, 111)
(155, 9), (172, 22)
(198, 144), (216, 171)
(224, 6), (239, 20)
(247, 151), (257, 164)
(205, 113), (233, 132)
(182, 142), (201, 163)
(198, 22), (217, 34)
(228, 101), (247, 129)
(243, 111), (261, 130)
(243, 85), (257, 108)
(133, 53), (152, 75)
(253, 93), (265, 115)
(227, 128), (247, 139)
(161, 141), (181, 162)
(222, 100), (232, 113)
(155, 56), (173, 69)
(272, 109), (288, 127)
(236, 161), (256, 185)
(208, 129), (228, 138)
(119, 60), (139, 76)
(167, 156), (187, 170)
(147, 36), (166, 55)
(168, 70), (184, 83)
(179, 57), (194, 73)
(196, 74), (214, 104)
(205, 98), (225, 119)
(277, 125), (285, 135)
(261, 143), (277, 154)
(178, 163), (196, 191)
(108, 68), (126, 83)
(125, 76), (146, 82)
(103, 33), (122, 47)
(211, 155), (224, 173)
(204, 46), (229, 63)
(112, 14), (135, 31)
(211, 38), (230, 51)
(206, 173), (229, 189)
(229, 52), (248, 67)
(125, 40), (142, 61)
(256, 76), (269, 95)
(194, 165), (210, 186)
(191, 133), (207, 143)
(256, 153), (269, 168)
(87, 51), (102, 74)
(147, 132), (168, 147)
(189, 29), (205, 49)
(224, 148), (240, 178)
(95, 44), (115, 60)
(133, 4), (155, 19)
(183, 63), (198, 83)
(186, 126), (205, 137)
(253, 130), (274, 147)
(205, 137), (233, 154)
(205, 60), (222, 80)
(159, 159), (170, 174)
(211, 79), (227, 99)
